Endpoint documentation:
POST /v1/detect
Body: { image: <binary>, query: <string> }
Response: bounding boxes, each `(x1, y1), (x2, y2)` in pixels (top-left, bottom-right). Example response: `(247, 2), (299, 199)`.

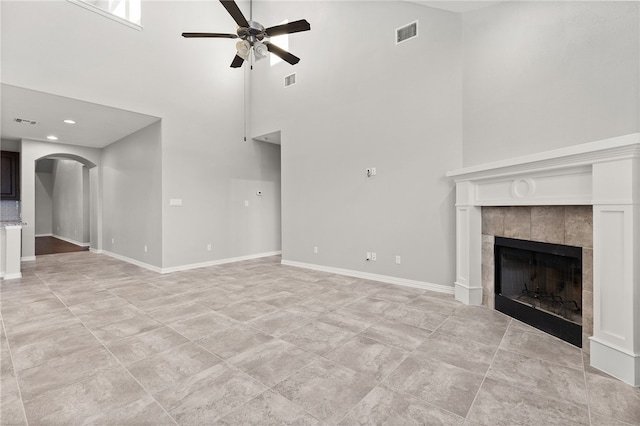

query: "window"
(68, 0), (142, 29)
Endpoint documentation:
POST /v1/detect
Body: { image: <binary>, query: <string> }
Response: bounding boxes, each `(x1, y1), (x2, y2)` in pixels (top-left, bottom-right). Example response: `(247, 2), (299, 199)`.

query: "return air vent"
(396, 21), (418, 44)
(13, 118), (37, 125)
(284, 73), (296, 88)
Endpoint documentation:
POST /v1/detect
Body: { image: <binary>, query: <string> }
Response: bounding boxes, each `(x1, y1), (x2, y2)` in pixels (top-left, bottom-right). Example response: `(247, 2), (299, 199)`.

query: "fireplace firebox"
(495, 237), (582, 347)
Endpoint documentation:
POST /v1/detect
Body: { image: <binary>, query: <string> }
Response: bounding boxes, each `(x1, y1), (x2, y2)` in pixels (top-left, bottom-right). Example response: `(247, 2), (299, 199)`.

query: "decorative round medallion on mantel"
(511, 178), (535, 198)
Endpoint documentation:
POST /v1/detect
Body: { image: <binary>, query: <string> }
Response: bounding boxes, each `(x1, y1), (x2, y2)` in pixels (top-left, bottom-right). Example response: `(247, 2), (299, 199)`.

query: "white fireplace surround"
(447, 133), (640, 387)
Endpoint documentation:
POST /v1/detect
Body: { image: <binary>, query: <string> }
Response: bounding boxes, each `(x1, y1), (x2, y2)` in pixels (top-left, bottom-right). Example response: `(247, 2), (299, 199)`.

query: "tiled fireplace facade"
(480, 206), (593, 350)
(447, 133), (640, 386)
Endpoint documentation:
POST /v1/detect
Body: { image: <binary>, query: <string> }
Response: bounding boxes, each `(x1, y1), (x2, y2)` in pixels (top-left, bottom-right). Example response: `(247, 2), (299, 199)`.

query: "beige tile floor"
(1, 252), (639, 425)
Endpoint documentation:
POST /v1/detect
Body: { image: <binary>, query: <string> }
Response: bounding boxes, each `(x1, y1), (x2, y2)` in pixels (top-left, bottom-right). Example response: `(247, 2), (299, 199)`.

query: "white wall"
(102, 121), (162, 267)
(462, 1), (640, 166)
(251, 1), (463, 287)
(34, 172), (53, 236)
(51, 159), (88, 245)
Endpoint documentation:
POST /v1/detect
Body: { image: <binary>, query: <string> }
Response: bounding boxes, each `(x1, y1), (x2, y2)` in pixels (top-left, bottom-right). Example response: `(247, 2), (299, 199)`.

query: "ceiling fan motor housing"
(238, 21), (266, 45)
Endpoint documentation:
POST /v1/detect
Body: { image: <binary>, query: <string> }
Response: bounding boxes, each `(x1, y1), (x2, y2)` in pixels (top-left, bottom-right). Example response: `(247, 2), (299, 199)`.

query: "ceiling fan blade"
(265, 19), (311, 37)
(230, 54), (245, 68)
(266, 43), (300, 65)
(219, 0), (249, 28)
(182, 32), (238, 38)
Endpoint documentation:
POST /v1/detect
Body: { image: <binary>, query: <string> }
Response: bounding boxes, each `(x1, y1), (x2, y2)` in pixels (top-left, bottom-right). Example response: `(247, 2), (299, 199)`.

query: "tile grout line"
(332, 299), (467, 424)
(140, 302), (327, 423)
(92, 281), (319, 424)
(463, 317), (513, 422)
(582, 349), (594, 426)
(42, 276), (180, 426)
(0, 316), (30, 426)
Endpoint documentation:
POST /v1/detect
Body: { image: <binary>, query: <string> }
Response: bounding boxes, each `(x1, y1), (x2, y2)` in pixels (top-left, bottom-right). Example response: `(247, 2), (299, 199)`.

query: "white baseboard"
(100, 250), (282, 275)
(454, 281), (483, 306)
(1, 272), (22, 280)
(590, 337), (640, 387)
(90, 248), (103, 254)
(52, 234), (90, 248)
(35, 233), (53, 237)
(161, 251), (283, 274)
(21, 256), (36, 262)
(281, 259), (454, 295)
(101, 250), (163, 273)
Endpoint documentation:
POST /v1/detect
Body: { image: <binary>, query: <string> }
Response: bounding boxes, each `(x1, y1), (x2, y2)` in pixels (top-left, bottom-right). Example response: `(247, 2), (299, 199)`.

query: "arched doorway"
(34, 156), (92, 255)
(21, 140), (102, 261)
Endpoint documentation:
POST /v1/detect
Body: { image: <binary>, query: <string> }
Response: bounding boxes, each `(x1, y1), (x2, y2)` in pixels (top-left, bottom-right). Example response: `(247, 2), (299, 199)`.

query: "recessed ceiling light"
(63, 119), (76, 124)
(47, 135), (59, 141)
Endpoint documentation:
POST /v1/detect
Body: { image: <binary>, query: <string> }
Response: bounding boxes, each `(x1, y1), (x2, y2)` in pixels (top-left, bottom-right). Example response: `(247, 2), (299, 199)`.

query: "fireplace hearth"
(447, 133), (640, 386)
(495, 236), (582, 347)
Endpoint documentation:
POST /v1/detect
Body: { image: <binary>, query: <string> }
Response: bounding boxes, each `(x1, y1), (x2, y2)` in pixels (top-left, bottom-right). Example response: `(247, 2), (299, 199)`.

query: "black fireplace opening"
(495, 236), (582, 347)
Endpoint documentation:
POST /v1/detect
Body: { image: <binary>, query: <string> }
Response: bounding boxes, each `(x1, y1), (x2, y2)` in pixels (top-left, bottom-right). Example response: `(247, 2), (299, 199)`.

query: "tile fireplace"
(447, 133), (640, 387)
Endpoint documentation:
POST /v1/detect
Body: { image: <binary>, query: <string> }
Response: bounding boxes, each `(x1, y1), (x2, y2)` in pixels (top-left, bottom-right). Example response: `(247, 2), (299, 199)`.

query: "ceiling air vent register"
(13, 118), (37, 125)
(396, 21), (418, 44)
(284, 73), (297, 88)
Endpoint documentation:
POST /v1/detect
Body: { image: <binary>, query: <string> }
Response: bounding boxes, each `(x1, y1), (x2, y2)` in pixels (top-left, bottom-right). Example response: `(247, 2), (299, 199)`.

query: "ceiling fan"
(182, 0), (311, 68)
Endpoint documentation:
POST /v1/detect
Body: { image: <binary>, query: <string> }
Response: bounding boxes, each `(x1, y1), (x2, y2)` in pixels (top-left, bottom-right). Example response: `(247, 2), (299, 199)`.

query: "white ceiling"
(407, 0), (505, 13)
(1, 84), (160, 149)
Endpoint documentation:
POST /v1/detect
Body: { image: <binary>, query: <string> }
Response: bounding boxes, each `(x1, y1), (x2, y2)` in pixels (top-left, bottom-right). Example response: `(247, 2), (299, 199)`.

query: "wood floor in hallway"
(35, 236), (89, 256)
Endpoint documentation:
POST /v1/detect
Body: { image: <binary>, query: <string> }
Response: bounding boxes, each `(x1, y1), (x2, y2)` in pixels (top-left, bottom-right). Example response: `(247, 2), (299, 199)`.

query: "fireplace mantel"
(447, 133), (640, 387)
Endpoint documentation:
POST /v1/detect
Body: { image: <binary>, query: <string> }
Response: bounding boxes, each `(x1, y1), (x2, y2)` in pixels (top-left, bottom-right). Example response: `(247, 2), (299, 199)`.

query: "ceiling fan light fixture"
(182, 0), (310, 68)
(236, 39), (251, 60)
(253, 41), (268, 61)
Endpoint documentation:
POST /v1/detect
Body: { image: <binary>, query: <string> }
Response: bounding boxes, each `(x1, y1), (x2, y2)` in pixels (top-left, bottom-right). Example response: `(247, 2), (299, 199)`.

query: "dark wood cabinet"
(1, 151), (20, 200)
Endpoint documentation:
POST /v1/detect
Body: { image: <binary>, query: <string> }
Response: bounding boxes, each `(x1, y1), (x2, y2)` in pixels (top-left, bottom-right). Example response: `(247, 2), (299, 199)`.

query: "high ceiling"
(407, 1), (505, 13)
(1, 84), (160, 149)
(1, 1), (502, 150)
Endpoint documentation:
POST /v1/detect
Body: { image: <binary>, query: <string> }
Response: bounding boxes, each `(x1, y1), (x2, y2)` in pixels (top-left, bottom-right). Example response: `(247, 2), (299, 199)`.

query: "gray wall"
(34, 172), (53, 236)
(3, 1), (637, 279)
(462, 1), (640, 166)
(251, 1), (463, 286)
(2, 1), (282, 269)
(51, 159), (89, 245)
(102, 121), (163, 267)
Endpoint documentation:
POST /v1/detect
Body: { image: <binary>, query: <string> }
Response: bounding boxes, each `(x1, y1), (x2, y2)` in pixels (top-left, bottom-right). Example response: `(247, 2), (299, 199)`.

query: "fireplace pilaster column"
(591, 158), (640, 386)
(454, 181), (483, 305)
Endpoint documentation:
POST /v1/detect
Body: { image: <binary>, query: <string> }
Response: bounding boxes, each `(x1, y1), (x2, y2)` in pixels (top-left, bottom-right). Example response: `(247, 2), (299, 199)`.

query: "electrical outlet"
(395, 255), (401, 264)
(314, 246), (318, 254)
(372, 252), (377, 261)
(371, 167), (377, 176)
(207, 244), (212, 251)
(244, 200), (249, 207)
(144, 245), (148, 253)
(111, 238), (115, 245)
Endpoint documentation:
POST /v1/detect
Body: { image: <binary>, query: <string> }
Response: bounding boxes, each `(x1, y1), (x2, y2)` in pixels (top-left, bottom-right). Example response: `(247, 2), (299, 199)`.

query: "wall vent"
(396, 21), (418, 44)
(284, 73), (296, 88)
(13, 118), (37, 125)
